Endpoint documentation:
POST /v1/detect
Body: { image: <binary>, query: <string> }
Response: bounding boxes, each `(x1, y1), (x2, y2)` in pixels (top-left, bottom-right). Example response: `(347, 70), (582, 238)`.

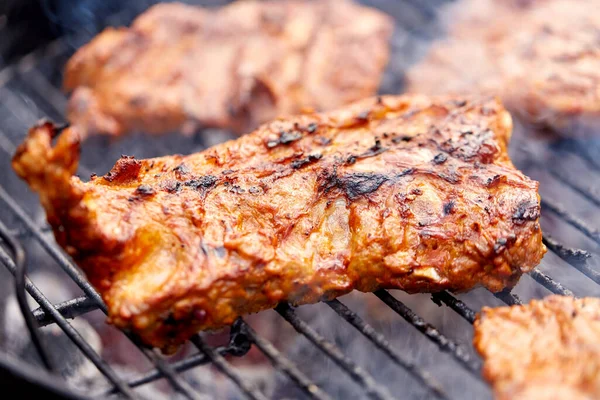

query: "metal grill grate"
(0, 1), (600, 399)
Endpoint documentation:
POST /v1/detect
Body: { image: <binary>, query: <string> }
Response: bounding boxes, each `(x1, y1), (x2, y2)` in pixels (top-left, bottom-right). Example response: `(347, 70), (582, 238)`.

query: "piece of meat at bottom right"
(474, 295), (600, 400)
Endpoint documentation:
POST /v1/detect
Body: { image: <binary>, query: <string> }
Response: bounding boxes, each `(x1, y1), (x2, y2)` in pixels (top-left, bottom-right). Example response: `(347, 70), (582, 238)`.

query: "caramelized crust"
(64, 0), (393, 137)
(408, 0), (600, 135)
(474, 296), (600, 400)
(13, 95), (545, 352)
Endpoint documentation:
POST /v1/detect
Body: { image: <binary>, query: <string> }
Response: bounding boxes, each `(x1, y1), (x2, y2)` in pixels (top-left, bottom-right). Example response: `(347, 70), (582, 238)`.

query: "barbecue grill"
(1, 1), (599, 399)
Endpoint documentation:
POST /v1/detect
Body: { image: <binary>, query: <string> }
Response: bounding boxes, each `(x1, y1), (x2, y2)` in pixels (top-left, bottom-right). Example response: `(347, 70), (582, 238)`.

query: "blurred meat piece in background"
(64, 0), (393, 138)
(407, 0), (600, 137)
(474, 295), (600, 400)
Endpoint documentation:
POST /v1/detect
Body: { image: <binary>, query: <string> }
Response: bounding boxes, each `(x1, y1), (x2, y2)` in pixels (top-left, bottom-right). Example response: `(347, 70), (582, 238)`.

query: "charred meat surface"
(64, 0), (393, 138)
(474, 296), (600, 400)
(12, 95), (545, 352)
(407, 0), (600, 136)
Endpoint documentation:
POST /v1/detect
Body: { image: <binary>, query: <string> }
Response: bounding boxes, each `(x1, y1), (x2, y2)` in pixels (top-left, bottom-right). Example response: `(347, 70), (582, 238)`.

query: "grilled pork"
(474, 296), (600, 400)
(13, 95), (545, 352)
(407, 0), (600, 136)
(64, 0), (393, 138)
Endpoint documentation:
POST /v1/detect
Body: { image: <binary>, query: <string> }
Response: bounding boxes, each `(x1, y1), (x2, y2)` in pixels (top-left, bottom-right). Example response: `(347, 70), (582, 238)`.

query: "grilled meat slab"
(474, 296), (600, 400)
(64, 0), (393, 138)
(13, 95), (545, 352)
(408, 0), (600, 136)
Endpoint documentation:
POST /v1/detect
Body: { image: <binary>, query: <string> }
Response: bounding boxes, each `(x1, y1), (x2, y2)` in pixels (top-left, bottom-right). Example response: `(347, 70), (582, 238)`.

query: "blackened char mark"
(512, 201), (541, 224)
(439, 129), (497, 164)
(267, 130), (303, 148)
(315, 136), (332, 146)
(228, 185), (245, 194)
(357, 138), (387, 159)
(306, 123), (318, 133)
(320, 168), (413, 200)
(396, 168), (414, 179)
(184, 175), (218, 190)
(280, 130), (302, 144)
(135, 184), (155, 197)
(434, 171), (461, 184)
(342, 173), (390, 200)
(392, 135), (413, 144)
(291, 154), (323, 169)
(432, 153), (448, 164)
(443, 200), (455, 215)
(319, 166), (342, 195)
(163, 181), (182, 193)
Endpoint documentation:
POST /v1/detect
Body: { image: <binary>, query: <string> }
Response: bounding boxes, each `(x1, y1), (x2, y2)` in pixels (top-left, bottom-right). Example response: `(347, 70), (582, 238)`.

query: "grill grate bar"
(1, 220), (54, 371)
(374, 290), (482, 375)
(528, 269), (575, 297)
(13, 224), (53, 239)
(430, 292), (476, 324)
(0, 127), (16, 154)
(493, 289), (523, 306)
(142, 349), (203, 400)
(0, 238), (137, 398)
(1, 43), (71, 122)
(563, 146), (600, 173)
(546, 165), (600, 208)
(31, 297), (229, 399)
(517, 143), (600, 209)
(275, 303), (394, 400)
(0, 186), (206, 400)
(0, 86), (50, 131)
(0, 89), (87, 176)
(107, 352), (213, 394)
(107, 319), (253, 395)
(566, 260), (600, 285)
(31, 297), (321, 398)
(325, 299), (448, 399)
(541, 198), (600, 245)
(0, 39), (65, 88)
(0, 185), (107, 309)
(242, 320), (333, 400)
(34, 302), (310, 400)
(20, 67), (68, 119)
(190, 335), (268, 400)
(543, 235), (591, 265)
(543, 236), (600, 284)
(33, 295), (98, 327)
